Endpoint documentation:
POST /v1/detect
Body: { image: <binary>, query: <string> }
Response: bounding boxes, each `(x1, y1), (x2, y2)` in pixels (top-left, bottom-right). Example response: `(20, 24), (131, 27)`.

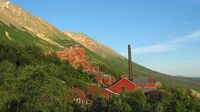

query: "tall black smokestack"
(128, 45), (133, 81)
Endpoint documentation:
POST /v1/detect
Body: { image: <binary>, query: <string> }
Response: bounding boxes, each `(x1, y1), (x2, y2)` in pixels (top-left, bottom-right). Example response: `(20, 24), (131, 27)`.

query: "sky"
(11, 0), (200, 77)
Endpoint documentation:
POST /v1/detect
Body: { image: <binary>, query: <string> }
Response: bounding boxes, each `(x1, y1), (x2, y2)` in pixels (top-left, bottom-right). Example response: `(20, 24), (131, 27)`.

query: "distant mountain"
(0, 0), (200, 91)
(176, 76), (200, 82)
(189, 77), (200, 81)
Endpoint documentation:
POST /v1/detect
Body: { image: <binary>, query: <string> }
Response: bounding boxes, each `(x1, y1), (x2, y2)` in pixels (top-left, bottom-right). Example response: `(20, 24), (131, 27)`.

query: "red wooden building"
(56, 44), (100, 74)
(108, 77), (139, 93)
(108, 76), (159, 94)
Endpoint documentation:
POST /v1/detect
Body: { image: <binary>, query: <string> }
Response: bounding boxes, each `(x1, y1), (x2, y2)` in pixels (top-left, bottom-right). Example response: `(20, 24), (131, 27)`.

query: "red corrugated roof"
(108, 77), (139, 93)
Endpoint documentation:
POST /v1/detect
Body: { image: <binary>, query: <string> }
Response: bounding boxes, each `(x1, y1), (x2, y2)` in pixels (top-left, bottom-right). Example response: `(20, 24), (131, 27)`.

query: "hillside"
(0, 0), (73, 49)
(0, 0), (200, 91)
(64, 31), (200, 91)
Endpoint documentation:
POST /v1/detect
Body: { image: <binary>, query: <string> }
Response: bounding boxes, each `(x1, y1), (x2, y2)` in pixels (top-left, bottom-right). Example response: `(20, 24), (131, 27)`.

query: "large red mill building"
(56, 44), (116, 85)
(56, 44), (100, 74)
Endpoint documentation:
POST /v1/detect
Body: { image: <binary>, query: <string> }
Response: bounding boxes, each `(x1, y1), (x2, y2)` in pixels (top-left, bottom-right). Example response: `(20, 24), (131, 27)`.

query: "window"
(86, 100), (92, 104)
(73, 98), (81, 104)
(76, 98), (81, 104)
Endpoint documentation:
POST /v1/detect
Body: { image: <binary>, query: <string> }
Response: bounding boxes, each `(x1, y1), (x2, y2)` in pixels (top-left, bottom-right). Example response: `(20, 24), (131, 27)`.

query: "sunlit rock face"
(0, 0), (72, 48)
(64, 31), (125, 59)
(0, 0), (10, 8)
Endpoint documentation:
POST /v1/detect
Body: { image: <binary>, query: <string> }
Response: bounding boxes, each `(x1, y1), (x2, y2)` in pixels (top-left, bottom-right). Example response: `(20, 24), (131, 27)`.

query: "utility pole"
(128, 45), (133, 81)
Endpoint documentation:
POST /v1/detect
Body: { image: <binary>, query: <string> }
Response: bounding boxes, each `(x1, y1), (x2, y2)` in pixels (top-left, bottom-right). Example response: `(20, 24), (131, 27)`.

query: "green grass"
(0, 22), (58, 50)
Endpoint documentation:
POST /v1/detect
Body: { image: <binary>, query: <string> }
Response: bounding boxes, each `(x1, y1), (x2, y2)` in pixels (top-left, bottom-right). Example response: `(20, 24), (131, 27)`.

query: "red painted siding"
(56, 46), (100, 74)
(108, 78), (138, 93)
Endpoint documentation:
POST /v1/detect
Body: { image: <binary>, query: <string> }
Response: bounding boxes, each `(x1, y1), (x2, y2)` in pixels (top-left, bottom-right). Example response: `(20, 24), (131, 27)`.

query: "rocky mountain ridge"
(64, 31), (125, 59)
(0, 0), (70, 48)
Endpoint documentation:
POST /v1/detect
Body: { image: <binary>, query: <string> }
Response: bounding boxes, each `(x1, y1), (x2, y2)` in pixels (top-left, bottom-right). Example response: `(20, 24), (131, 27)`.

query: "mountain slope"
(0, 0), (73, 49)
(64, 31), (200, 91)
(0, 0), (200, 91)
(64, 31), (124, 59)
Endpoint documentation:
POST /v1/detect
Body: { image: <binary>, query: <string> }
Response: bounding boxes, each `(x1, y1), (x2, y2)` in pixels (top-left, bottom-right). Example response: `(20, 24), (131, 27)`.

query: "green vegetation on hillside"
(0, 38), (200, 112)
(0, 22), (58, 50)
(0, 40), (97, 111)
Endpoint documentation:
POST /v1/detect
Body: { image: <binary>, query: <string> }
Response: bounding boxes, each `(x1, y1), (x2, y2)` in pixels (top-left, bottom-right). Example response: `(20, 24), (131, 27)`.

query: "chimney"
(128, 45), (133, 81)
